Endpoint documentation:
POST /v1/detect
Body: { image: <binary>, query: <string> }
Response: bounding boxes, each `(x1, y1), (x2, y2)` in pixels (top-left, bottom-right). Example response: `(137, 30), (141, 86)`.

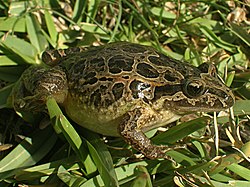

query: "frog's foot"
(14, 94), (47, 112)
(143, 144), (185, 160)
(118, 108), (184, 161)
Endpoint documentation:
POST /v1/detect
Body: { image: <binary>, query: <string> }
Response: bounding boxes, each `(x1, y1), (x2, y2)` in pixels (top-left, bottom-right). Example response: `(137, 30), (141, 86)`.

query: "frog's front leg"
(118, 108), (183, 160)
(12, 66), (68, 113)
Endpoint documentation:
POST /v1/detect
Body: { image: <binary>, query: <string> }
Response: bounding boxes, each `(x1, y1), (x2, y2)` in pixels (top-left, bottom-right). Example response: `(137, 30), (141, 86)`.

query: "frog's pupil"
(184, 79), (205, 98)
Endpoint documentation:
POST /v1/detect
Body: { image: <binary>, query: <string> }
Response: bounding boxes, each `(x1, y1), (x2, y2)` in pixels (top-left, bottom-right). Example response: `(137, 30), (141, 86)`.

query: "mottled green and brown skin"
(11, 42), (235, 160)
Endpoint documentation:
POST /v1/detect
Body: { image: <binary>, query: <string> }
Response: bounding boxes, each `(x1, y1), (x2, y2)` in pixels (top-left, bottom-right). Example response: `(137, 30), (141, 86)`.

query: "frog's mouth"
(163, 91), (235, 113)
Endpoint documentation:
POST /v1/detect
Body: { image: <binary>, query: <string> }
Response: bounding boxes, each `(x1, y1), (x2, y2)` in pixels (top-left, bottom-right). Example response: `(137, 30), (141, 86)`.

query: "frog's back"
(61, 42), (198, 110)
(59, 42), (178, 135)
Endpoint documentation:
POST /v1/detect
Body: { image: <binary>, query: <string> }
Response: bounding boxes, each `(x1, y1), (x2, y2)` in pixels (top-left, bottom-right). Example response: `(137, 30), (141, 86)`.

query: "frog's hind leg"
(118, 108), (184, 161)
(11, 66), (68, 113)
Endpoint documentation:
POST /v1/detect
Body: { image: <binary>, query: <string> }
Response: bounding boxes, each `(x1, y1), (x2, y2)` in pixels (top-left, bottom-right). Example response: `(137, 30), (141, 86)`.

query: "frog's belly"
(64, 96), (181, 137)
(65, 107), (122, 136)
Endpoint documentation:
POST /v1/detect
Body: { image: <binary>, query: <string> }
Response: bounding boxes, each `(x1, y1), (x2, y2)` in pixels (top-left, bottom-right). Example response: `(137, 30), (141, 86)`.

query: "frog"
(10, 42), (235, 160)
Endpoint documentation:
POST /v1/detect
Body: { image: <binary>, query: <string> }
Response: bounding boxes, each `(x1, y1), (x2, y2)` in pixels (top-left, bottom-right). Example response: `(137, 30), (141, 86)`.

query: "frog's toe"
(143, 144), (185, 161)
(14, 99), (26, 109)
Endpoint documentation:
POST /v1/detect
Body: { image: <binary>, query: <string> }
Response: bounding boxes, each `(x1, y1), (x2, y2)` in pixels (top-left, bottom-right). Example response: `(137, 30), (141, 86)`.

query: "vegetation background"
(0, 0), (249, 186)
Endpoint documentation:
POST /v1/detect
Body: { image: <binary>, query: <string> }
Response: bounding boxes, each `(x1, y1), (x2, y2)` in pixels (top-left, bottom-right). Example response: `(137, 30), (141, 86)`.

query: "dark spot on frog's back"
(90, 89), (102, 107)
(148, 55), (200, 77)
(89, 57), (105, 69)
(70, 59), (87, 75)
(89, 85), (115, 107)
(90, 85), (108, 105)
(153, 85), (182, 100)
(148, 55), (170, 67)
(112, 83), (124, 101)
(164, 74), (177, 82)
(99, 77), (113, 82)
(83, 45), (105, 57)
(108, 55), (134, 74)
(136, 63), (159, 78)
(82, 72), (98, 85)
(84, 72), (96, 79)
(148, 54), (184, 70)
(163, 69), (182, 82)
(121, 43), (147, 53)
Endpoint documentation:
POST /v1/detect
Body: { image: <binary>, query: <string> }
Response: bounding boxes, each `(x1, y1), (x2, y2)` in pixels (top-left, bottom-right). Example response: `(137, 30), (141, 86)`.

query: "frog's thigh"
(118, 108), (182, 160)
(34, 67), (68, 104)
(13, 66), (68, 111)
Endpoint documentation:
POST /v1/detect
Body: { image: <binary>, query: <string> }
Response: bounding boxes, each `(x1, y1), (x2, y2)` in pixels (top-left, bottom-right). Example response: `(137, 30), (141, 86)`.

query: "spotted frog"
(11, 42), (235, 159)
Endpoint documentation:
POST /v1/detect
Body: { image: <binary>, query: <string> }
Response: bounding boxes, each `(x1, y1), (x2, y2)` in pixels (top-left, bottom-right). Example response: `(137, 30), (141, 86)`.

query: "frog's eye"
(183, 78), (206, 98)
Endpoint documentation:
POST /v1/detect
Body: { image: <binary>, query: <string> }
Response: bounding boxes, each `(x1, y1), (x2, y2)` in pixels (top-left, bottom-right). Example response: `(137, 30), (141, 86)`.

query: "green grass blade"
(44, 10), (58, 44)
(0, 17), (26, 32)
(0, 127), (57, 176)
(57, 165), (87, 187)
(1, 35), (37, 58)
(0, 84), (13, 108)
(0, 56), (20, 66)
(152, 117), (210, 144)
(229, 23), (250, 47)
(46, 97), (89, 163)
(150, 7), (176, 19)
(227, 164), (250, 181)
(122, 0), (160, 46)
(86, 0), (101, 24)
(226, 71), (235, 87)
(80, 22), (108, 35)
(81, 161), (148, 186)
(109, 0), (122, 42)
(46, 98), (118, 186)
(46, 97), (97, 176)
(25, 13), (48, 53)
(131, 165), (152, 187)
(15, 156), (79, 181)
(84, 131), (119, 187)
(8, 1), (32, 16)
(72, 0), (87, 23)
(200, 25), (236, 53)
(233, 100), (250, 115)
(210, 180), (250, 187)
(0, 66), (25, 82)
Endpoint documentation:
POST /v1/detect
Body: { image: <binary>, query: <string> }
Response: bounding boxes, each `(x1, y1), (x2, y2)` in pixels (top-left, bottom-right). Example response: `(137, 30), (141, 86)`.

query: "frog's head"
(159, 63), (234, 113)
(136, 62), (235, 113)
